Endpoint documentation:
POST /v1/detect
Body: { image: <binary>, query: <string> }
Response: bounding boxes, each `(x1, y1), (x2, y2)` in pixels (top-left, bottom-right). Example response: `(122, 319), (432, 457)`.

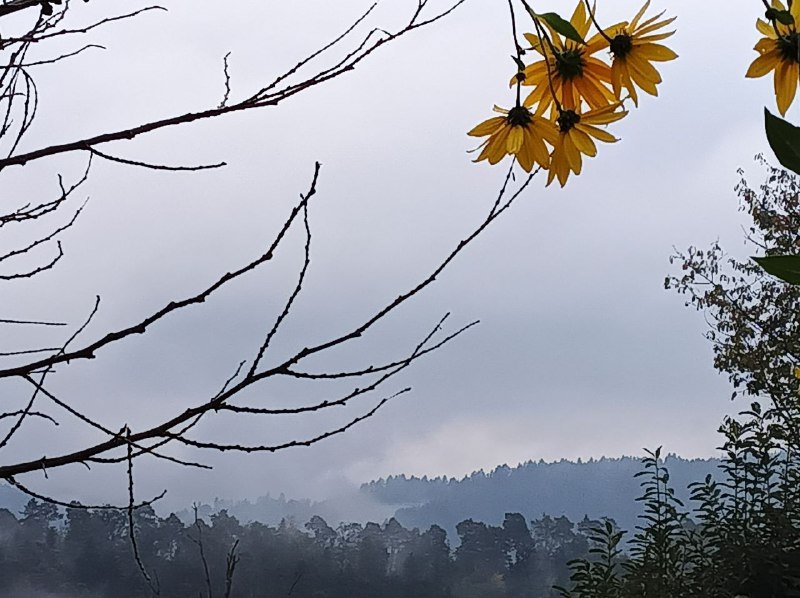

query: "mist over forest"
(0, 455), (722, 597)
(165, 456), (718, 542)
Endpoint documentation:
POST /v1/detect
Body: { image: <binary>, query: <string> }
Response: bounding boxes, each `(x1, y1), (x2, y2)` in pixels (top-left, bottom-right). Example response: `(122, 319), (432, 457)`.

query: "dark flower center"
(506, 105), (533, 127)
(778, 33), (800, 63)
(554, 49), (584, 80)
(556, 110), (581, 133)
(610, 33), (633, 58)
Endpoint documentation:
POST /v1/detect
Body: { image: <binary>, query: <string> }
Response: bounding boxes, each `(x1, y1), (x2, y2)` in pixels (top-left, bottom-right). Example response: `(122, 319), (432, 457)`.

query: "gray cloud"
(0, 0), (773, 510)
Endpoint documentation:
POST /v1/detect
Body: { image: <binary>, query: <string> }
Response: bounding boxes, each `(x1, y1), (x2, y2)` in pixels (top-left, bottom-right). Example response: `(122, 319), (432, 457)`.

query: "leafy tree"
(666, 158), (800, 433)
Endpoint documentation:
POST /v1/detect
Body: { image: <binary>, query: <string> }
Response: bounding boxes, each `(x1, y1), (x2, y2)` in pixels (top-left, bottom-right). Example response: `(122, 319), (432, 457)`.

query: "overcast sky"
(0, 0), (781, 510)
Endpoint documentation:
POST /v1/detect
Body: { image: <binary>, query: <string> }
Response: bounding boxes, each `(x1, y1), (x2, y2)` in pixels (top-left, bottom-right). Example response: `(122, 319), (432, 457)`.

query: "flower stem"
(530, 14), (563, 114)
(582, 0), (613, 43)
(508, 0), (523, 106)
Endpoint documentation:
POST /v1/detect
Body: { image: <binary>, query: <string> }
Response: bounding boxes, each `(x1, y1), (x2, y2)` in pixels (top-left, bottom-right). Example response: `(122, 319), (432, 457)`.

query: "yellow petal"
(776, 59), (799, 116)
(586, 27), (615, 54)
(626, 53), (661, 94)
(636, 15), (676, 37)
(507, 126), (524, 154)
(546, 160), (558, 186)
(611, 59), (624, 101)
(561, 79), (579, 111)
(570, 1), (587, 33)
(754, 37), (777, 54)
(528, 131), (551, 168)
(756, 19), (776, 39)
(746, 50), (780, 79)
(629, 52), (662, 82)
(516, 132), (535, 172)
(575, 73), (614, 109)
(570, 127), (597, 156)
(584, 105), (627, 125)
(574, 1), (592, 39)
(634, 43), (678, 62)
(468, 116), (505, 137)
(630, 0), (650, 31)
(636, 31), (676, 43)
(579, 123), (617, 143)
(621, 63), (639, 105)
(584, 59), (614, 87)
(485, 126), (511, 164)
(533, 118), (559, 146)
(563, 133), (583, 174)
(546, 145), (570, 187)
(524, 32), (546, 55)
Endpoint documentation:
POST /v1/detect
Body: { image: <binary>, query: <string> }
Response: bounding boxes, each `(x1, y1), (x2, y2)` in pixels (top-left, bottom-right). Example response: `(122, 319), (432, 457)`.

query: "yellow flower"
(606, 1), (677, 106)
(519, 2), (616, 114)
(746, 1), (800, 116)
(468, 105), (558, 172)
(546, 103), (627, 187)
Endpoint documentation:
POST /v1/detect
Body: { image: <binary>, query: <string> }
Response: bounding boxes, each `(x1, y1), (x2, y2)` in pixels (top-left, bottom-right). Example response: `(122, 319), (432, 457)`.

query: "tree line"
(0, 499), (596, 597)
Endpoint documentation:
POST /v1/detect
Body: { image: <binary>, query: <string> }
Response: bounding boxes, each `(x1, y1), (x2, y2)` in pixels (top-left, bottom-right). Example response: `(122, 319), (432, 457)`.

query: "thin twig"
(126, 430), (161, 596)
(89, 147), (226, 171)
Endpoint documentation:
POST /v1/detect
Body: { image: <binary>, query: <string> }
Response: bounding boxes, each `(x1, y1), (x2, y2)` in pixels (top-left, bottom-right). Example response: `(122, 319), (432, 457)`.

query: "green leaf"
(536, 12), (585, 45)
(753, 254), (800, 284)
(764, 108), (800, 175)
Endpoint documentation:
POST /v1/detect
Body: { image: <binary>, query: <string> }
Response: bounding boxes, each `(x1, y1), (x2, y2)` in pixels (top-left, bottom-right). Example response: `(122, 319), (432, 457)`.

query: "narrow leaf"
(765, 108), (800, 175)
(753, 254), (800, 284)
(536, 12), (585, 44)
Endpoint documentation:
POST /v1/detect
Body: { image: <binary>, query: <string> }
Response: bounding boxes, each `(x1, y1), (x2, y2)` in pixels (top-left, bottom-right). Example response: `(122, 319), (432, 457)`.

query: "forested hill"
(362, 456), (720, 538)
(0, 455), (721, 540)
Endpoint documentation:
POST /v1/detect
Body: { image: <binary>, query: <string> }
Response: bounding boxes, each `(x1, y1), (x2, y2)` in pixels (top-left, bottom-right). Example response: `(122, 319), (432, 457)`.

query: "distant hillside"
(362, 455), (721, 539)
(1, 456), (723, 542)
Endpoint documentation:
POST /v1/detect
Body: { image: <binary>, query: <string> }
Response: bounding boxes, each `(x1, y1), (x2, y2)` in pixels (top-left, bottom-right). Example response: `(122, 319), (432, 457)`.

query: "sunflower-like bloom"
(519, 2), (615, 114)
(746, 1), (800, 115)
(468, 105), (558, 172)
(547, 103), (627, 187)
(605, 1), (677, 106)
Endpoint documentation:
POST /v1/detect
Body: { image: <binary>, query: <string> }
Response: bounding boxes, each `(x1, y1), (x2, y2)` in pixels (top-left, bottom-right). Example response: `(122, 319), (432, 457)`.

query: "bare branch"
(171, 390), (407, 453)
(0, 198), (87, 264)
(23, 375), (213, 470)
(218, 52), (232, 110)
(0, 166), (539, 479)
(7, 474), (166, 511)
(248, 202), (312, 377)
(0, 240), (62, 279)
(281, 319), (479, 380)
(224, 540), (239, 598)
(89, 147), (226, 171)
(0, 346), (59, 356)
(0, 318), (67, 326)
(188, 505), (214, 598)
(16, 43), (104, 67)
(0, 297), (99, 451)
(4, 6), (167, 42)
(1, 156), (92, 228)
(126, 432), (161, 596)
(0, 2), (466, 170)
(0, 163), (321, 378)
(0, 409), (57, 425)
